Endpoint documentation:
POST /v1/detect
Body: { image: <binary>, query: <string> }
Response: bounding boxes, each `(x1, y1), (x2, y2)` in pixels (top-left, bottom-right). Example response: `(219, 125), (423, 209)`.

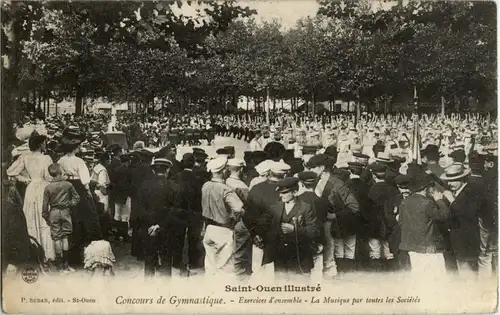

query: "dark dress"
(2, 200), (32, 271)
(67, 179), (102, 267)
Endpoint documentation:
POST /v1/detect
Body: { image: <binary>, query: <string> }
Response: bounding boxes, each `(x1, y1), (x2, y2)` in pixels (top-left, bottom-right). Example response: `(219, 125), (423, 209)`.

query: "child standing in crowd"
(42, 163), (80, 273)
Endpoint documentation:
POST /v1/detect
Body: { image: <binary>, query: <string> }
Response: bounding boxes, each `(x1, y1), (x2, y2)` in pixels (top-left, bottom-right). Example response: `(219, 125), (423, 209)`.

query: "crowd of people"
(1, 109), (498, 282)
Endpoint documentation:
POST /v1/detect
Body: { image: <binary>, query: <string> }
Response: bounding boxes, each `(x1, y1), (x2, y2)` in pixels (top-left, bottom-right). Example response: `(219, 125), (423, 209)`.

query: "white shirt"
(92, 163), (110, 210)
(453, 183), (468, 198)
(57, 154), (91, 186)
(284, 201), (295, 215)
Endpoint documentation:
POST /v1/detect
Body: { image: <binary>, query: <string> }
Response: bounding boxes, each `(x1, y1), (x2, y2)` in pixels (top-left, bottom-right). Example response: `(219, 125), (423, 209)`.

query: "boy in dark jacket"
(42, 163), (80, 272)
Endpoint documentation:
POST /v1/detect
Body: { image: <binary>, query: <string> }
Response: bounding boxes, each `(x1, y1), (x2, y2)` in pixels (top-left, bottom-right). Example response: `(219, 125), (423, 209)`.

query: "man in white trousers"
(201, 157), (244, 279)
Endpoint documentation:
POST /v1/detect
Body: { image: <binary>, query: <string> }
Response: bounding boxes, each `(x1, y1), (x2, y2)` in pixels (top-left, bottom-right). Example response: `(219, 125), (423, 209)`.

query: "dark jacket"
(262, 199), (319, 270)
(171, 169), (204, 227)
(367, 181), (400, 239)
(136, 175), (182, 234)
(112, 164), (133, 204)
(298, 191), (328, 244)
(448, 184), (482, 261)
(468, 175), (494, 230)
(384, 194), (404, 253)
(130, 163), (155, 221)
(243, 180), (280, 239)
(399, 194), (451, 253)
(321, 173), (360, 238)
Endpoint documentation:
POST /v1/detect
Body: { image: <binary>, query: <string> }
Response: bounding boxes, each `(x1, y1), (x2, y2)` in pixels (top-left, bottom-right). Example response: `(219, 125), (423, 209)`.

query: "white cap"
(227, 158), (245, 168)
(207, 157), (228, 173)
(255, 159), (273, 176)
(270, 161), (291, 175)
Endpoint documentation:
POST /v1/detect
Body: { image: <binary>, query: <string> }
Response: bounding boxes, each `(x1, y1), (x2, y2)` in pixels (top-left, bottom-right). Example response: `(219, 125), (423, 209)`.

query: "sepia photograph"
(1, 0), (498, 314)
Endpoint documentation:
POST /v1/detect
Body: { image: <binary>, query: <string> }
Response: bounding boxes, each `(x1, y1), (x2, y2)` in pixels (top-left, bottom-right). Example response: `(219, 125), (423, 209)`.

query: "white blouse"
(6, 151), (52, 182)
(57, 153), (91, 186)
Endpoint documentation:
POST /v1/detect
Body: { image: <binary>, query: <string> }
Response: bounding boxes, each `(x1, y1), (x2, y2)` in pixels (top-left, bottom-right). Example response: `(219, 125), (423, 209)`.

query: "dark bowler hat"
(139, 149), (155, 160)
(348, 161), (364, 170)
(283, 149), (295, 162)
(302, 145), (318, 155)
(287, 158), (305, 176)
(420, 144), (439, 156)
(370, 163), (387, 174)
(394, 174), (410, 189)
(193, 148), (206, 154)
(469, 152), (483, 170)
(408, 173), (434, 192)
(275, 177), (300, 193)
(297, 171), (317, 185)
(324, 145), (338, 159)
(216, 148), (230, 155)
(224, 146), (235, 156)
(449, 149), (466, 163)
(182, 152), (195, 164)
(306, 154), (329, 168)
(392, 156), (406, 165)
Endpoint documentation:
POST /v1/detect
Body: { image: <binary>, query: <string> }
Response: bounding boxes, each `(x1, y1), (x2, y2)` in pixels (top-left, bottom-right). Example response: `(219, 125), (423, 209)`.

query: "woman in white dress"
(6, 134), (55, 262)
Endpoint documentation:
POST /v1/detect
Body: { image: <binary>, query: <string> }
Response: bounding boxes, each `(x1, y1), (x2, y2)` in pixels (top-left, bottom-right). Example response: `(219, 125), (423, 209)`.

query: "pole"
(441, 96), (445, 117)
(266, 86), (270, 127)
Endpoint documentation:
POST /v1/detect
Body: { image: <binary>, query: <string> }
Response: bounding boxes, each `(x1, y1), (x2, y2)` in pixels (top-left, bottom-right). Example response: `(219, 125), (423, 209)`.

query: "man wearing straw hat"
(440, 163), (482, 277)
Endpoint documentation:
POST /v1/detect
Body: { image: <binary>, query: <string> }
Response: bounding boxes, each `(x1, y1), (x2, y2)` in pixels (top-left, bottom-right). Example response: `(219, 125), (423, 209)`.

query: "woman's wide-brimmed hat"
(59, 126), (86, 148)
(440, 163), (470, 181)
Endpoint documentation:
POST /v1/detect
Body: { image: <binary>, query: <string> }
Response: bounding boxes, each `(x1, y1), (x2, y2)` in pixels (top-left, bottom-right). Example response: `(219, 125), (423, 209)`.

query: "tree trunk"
(75, 86), (83, 116)
(281, 98), (284, 110)
(273, 97), (276, 111)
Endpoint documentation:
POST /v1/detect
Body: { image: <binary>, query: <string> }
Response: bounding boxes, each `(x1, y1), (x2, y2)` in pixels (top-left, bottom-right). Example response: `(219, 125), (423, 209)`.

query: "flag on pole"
(411, 114), (422, 164)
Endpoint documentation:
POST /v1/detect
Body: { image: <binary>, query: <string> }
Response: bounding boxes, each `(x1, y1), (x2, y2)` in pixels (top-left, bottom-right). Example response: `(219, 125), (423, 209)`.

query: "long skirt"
(23, 179), (55, 261)
(67, 180), (102, 268)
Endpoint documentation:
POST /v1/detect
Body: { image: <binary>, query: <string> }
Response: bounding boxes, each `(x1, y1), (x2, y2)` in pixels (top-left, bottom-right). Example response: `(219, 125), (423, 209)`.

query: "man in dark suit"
(129, 150), (155, 260)
(243, 161), (290, 273)
(137, 158), (182, 277)
(112, 153), (133, 242)
(193, 148), (210, 182)
(171, 153), (205, 274)
(343, 161), (369, 272)
(264, 177), (319, 278)
(440, 163), (482, 277)
(468, 153), (496, 277)
(305, 154), (360, 277)
(384, 174), (411, 271)
(297, 171), (328, 277)
(367, 163), (399, 271)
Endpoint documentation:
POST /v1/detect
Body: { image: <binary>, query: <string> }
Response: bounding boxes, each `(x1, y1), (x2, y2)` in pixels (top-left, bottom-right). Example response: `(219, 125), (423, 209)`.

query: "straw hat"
(440, 163), (470, 181)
